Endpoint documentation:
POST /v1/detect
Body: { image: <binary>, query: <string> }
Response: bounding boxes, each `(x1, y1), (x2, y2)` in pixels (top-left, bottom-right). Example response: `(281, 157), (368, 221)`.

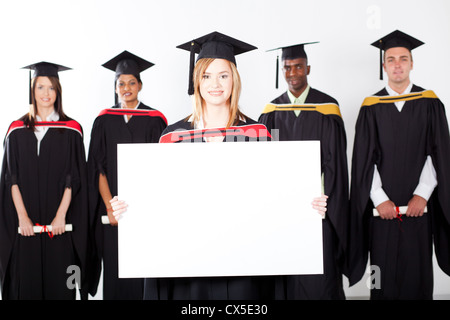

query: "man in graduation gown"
(258, 43), (349, 300)
(348, 30), (450, 299)
(87, 51), (167, 299)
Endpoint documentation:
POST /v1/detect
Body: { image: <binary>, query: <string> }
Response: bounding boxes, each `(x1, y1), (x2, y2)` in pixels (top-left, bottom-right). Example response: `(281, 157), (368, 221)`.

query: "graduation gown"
(0, 118), (89, 300)
(258, 88), (349, 300)
(87, 103), (167, 299)
(348, 85), (450, 299)
(146, 116), (272, 300)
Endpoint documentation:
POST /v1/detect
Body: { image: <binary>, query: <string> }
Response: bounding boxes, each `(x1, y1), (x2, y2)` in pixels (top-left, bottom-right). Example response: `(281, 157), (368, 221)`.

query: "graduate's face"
(34, 77), (57, 110)
(199, 59), (233, 108)
(383, 47), (413, 85)
(282, 58), (310, 97)
(115, 74), (142, 104)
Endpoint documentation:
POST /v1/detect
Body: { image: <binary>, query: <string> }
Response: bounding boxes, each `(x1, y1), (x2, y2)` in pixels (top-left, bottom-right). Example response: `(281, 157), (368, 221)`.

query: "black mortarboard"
(102, 50), (154, 104)
(371, 30), (424, 80)
(266, 42), (318, 89)
(22, 61), (71, 104)
(177, 31), (257, 95)
(102, 50), (154, 76)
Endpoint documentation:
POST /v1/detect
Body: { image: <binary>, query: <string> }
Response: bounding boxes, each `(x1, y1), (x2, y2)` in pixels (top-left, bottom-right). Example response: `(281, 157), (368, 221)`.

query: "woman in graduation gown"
(87, 51), (167, 299)
(0, 62), (90, 300)
(110, 32), (328, 300)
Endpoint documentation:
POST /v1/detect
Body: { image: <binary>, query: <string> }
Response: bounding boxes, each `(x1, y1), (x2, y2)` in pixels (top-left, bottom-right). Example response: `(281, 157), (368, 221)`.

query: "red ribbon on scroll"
(36, 223), (54, 239)
(395, 206), (403, 222)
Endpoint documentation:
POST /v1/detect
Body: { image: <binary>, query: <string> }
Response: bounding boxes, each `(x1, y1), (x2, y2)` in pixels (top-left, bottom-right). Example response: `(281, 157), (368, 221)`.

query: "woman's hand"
(106, 207), (118, 226)
(51, 214), (66, 236)
(19, 215), (35, 237)
(110, 196), (128, 222)
(312, 195), (328, 217)
(51, 187), (71, 236)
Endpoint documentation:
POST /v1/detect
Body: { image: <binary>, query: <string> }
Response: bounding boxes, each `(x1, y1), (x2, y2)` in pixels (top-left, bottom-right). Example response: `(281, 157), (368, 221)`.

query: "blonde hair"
(191, 58), (246, 128)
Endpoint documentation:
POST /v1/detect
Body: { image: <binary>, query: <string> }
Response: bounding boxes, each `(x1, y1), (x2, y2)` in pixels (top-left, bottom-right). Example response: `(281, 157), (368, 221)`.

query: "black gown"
(144, 116), (272, 300)
(258, 88), (349, 300)
(348, 85), (450, 299)
(87, 103), (167, 299)
(0, 118), (90, 300)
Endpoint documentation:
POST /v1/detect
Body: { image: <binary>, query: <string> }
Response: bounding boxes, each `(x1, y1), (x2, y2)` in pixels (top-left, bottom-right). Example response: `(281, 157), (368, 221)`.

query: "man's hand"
(376, 200), (397, 220)
(406, 195), (427, 217)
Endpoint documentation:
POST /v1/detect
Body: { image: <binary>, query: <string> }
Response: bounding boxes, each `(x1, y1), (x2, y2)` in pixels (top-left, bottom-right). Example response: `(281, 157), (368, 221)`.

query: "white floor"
(343, 253), (450, 300)
(3, 254), (450, 300)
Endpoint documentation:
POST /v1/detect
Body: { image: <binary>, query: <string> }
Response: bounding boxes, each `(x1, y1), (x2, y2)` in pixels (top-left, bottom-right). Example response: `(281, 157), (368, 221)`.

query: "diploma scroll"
(102, 215), (110, 224)
(373, 206), (428, 216)
(18, 224), (73, 234)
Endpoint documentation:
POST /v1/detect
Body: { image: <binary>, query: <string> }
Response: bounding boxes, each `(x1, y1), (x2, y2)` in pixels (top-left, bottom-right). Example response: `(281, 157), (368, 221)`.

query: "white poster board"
(117, 141), (323, 278)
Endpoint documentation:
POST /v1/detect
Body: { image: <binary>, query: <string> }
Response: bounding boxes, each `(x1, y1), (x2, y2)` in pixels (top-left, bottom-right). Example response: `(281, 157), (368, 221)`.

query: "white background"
(0, 0), (449, 299)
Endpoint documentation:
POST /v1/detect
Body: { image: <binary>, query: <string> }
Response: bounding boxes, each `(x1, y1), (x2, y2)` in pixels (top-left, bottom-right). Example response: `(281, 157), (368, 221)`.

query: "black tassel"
(275, 55), (279, 89)
(29, 69), (32, 105)
(379, 40), (383, 80)
(188, 41), (196, 95)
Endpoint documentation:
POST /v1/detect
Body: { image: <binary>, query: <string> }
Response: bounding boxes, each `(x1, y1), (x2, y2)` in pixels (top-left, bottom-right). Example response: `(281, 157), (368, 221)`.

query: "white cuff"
(413, 183), (434, 201)
(413, 156), (437, 201)
(370, 187), (390, 208)
(370, 165), (390, 207)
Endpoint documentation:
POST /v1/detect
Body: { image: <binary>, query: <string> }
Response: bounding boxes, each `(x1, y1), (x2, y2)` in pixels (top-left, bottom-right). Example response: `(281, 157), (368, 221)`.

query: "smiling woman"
(0, 62), (90, 300)
(194, 58), (242, 130)
(34, 77), (57, 110)
(86, 50), (167, 300)
(116, 75), (142, 105)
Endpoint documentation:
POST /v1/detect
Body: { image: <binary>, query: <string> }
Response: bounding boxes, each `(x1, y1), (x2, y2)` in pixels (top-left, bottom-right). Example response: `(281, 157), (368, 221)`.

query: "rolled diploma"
(18, 224), (73, 234)
(373, 206), (428, 216)
(102, 215), (110, 224)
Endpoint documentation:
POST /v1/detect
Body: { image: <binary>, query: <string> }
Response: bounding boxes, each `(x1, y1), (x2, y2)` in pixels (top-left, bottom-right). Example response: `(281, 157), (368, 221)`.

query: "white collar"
(121, 101), (140, 123)
(121, 101), (141, 110)
(36, 110), (59, 122)
(34, 110), (59, 156)
(386, 82), (413, 96)
(385, 82), (413, 112)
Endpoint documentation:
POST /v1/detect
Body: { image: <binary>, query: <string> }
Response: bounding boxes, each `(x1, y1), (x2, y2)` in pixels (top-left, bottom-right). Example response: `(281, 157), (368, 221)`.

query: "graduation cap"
(102, 50), (155, 104)
(266, 42), (318, 89)
(22, 61), (72, 104)
(371, 30), (425, 80)
(177, 31), (257, 95)
(102, 50), (154, 76)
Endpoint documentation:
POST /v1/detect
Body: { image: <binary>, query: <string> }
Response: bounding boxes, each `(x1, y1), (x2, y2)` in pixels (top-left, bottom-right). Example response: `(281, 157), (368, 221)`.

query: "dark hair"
(114, 73), (142, 105)
(21, 76), (68, 131)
